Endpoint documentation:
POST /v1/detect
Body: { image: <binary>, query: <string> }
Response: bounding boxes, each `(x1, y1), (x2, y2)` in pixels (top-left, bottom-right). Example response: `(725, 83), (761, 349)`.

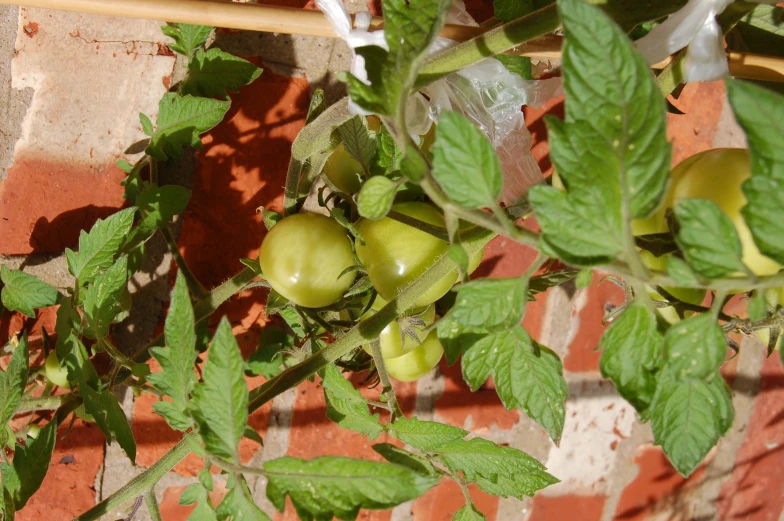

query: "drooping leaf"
(179, 484), (217, 521)
(494, 0), (533, 22)
(599, 302), (662, 414)
(0, 267), (59, 318)
(65, 207), (136, 285)
(145, 93), (231, 161)
(674, 199), (748, 278)
(431, 111), (503, 210)
(149, 271), (197, 431)
(82, 255), (129, 338)
(371, 443), (437, 476)
(495, 55), (533, 80)
(137, 184), (192, 225)
(436, 320), (486, 366)
(453, 505), (487, 521)
(247, 326), (292, 378)
(357, 176), (398, 220)
(98, 391), (137, 463)
(461, 326), (567, 444)
(387, 417), (467, 452)
(0, 333), (29, 428)
(11, 419), (57, 508)
(527, 269), (579, 300)
(650, 370), (734, 477)
(529, 0), (670, 266)
(192, 317), (248, 461)
(663, 314), (727, 381)
(322, 364), (383, 439)
(264, 456), (438, 521)
(338, 116), (376, 173)
(215, 476), (270, 521)
(434, 437), (558, 499)
(181, 48), (262, 100)
(446, 278), (528, 332)
(726, 80), (784, 265)
(161, 23), (212, 56)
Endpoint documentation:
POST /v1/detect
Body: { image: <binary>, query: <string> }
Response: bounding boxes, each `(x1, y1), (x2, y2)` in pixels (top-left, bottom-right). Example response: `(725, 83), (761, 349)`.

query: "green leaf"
(726, 80), (784, 264)
(748, 290), (767, 322)
(666, 256), (701, 287)
(663, 314), (727, 381)
(192, 317), (248, 461)
(650, 371), (734, 477)
(180, 484), (217, 521)
(599, 302), (662, 414)
(161, 23), (212, 56)
(137, 184), (192, 225)
(527, 269), (579, 300)
(461, 326), (567, 444)
(140, 113), (154, 136)
(149, 271), (197, 431)
(732, 5), (784, 58)
(448, 244), (470, 279)
(0, 267), (59, 318)
(181, 48), (262, 100)
(98, 391), (137, 462)
(495, 55), (533, 80)
(0, 334), (28, 427)
(436, 320), (486, 366)
(432, 111), (503, 210)
(529, 0), (670, 266)
(338, 116), (376, 173)
(387, 417), (467, 452)
(1, 462), (20, 514)
(264, 456), (438, 521)
(65, 207), (136, 285)
(247, 327), (291, 378)
(371, 124), (402, 176)
(345, 0), (451, 116)
(322, 364), (383, 439)
(357, 176), (398, 220)
(674, 199), (747, 278)
(371, 443), (437, 476)
(306, 88), (327, 124)
(215, 476), (270, 521)
(575, 268), (593, 290)
(82, 255), (129, 338)
(494, 0), (532, 22)
(435, 438), (557, 499)
(454, 505), (487, 521)
(12, 419), (57, 508)
(445, 278), (528, 332)
(145, 93), (231, 161)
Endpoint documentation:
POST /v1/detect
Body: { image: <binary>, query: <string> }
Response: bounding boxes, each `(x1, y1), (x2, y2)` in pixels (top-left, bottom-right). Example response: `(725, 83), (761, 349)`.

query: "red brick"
(0, 158), (125, 254)
(17, 420), (106, 520)
(563, 273), (624, 373)
(159, 483), (228, 521)
(667, 81), (726, 165)
(612, 447), (706, 521)
(717, 355), (784, 521)
(412, 480), (498, 520)
(528, 494), (606, 521)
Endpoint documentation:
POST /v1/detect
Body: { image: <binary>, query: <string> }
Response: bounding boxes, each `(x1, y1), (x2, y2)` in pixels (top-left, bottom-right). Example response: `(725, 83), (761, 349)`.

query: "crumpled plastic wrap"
(634, 0), (733, 83)
(314, 0), (563, 205)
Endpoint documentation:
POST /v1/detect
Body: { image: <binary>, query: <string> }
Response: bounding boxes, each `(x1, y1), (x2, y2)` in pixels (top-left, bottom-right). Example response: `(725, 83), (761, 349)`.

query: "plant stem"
(149, 158), (159, 186)
(17, 395), (70, 413)
(161, 225), (208, 299)
(370, 339), (404, 422)
(144, 489), (162, 521)
(74, 436), (192, 521)
(387, 211), (450, 242)
(283, 157), (303, 216)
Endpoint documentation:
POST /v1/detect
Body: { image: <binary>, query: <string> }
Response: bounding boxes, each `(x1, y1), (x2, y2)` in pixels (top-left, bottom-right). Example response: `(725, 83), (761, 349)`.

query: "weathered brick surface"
(2, 3), (783, 521)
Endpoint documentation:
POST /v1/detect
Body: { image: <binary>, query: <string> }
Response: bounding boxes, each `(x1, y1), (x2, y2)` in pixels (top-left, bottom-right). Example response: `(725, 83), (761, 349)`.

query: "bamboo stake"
(2, 0), (783, 83)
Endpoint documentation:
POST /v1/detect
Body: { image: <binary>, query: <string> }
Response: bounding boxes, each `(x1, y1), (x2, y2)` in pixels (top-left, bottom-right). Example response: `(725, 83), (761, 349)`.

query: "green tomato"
(324, 143), (363, 194)
(45, 351), (70, 389)
(259, 213), (357, 308)
(356, 202), (483, 308)
(385, 330), (444, 382)
(634, 149), (781, 277)
(361, 296), (436, 359)
(27, 424), (40, 439)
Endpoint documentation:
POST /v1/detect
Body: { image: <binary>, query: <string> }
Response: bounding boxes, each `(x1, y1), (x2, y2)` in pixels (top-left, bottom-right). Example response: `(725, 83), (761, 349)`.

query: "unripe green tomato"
(74, 404), (95, 423)
(765, 287), (784, 309)
(323, 117), (381, 195)
(356, 202), (483, 308)
(384, 330), (444, 382)
(361, 296), (436, 359)
(45, 351), (70, 389)
(27, 424), (40, 439)
(259, 213), (357, 308)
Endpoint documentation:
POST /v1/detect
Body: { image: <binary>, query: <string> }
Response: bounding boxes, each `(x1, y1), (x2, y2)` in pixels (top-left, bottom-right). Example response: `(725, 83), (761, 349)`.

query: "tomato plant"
(2, 1), (784, 520)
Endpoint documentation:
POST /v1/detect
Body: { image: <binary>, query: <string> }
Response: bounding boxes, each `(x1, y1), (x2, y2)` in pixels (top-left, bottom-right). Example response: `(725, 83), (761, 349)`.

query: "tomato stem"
(369, 338), (405, 422)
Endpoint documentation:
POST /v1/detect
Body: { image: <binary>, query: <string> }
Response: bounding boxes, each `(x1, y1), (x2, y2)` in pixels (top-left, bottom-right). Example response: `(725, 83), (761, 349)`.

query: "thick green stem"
(17, 395), (71, 413)
(74, 436), (192, 521)
(144, 489), (163, 521)
(283, 158), (303, 216)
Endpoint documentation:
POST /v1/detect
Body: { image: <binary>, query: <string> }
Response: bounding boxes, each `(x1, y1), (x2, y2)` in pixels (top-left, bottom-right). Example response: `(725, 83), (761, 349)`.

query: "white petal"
(634, 0), (715, 65)
(683, 17), (729, 82)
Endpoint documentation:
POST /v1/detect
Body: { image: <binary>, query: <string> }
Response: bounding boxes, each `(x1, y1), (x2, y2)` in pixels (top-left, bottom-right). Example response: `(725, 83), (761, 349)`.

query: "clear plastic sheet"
(634, 0), (732, 83)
